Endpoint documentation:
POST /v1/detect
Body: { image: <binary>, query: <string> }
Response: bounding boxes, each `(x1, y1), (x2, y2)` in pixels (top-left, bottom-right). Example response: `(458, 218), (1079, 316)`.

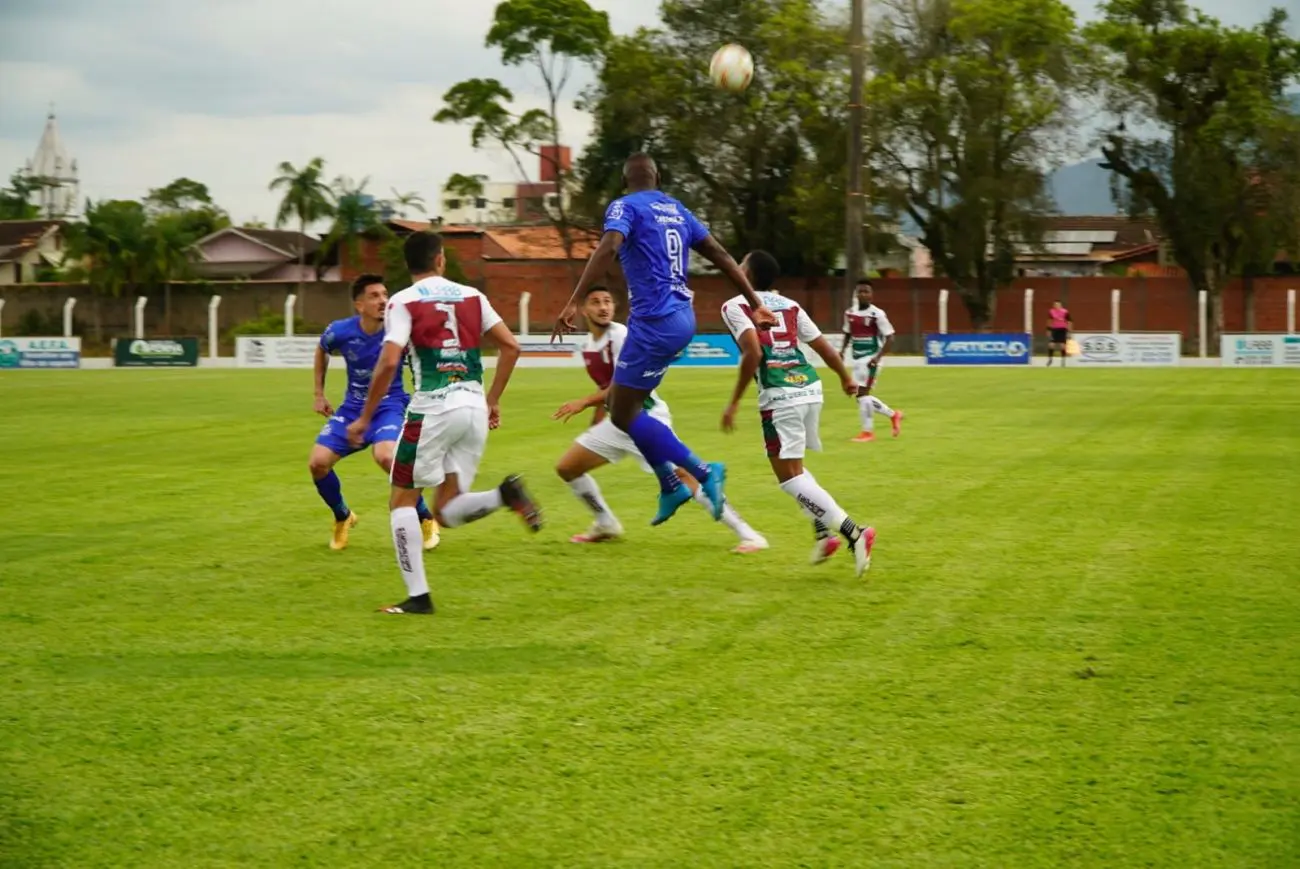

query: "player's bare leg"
(769, 456), (874, 577)
(609, 383), (726, 524)
(309, 445), (357, 550)
(555, 444), (623, 542)
(372, 441), (439, 550)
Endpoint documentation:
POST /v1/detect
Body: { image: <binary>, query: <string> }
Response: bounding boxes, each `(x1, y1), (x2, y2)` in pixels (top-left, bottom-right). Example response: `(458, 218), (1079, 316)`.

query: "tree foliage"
(436, 0), (610, 269)
(577, 0), (849, 275)
(1087, 1), (1300, 338)
(0, 172), (41, 220)
(867, 0), (1087, 327)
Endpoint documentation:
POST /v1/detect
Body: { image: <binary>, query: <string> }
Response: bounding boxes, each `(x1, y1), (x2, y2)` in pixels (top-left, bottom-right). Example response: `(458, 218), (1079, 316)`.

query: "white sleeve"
(842, 308), (852, 334)
(721, 301), (755, 339)
(876, 309), (896, 338)
(796, 307), (822, 343)
(608, 323), (627, 363)
(479, 293), (504, 334)
(384, 298), (412, 347)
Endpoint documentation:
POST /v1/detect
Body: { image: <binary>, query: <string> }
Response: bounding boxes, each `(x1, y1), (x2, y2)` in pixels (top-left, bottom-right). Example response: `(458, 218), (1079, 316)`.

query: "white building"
(440, 180), (521, 226)
(22, 109), (80, 219)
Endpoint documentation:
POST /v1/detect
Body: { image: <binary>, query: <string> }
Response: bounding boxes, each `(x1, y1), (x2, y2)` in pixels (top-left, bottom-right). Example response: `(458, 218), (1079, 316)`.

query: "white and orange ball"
(709, 43), (754, 93)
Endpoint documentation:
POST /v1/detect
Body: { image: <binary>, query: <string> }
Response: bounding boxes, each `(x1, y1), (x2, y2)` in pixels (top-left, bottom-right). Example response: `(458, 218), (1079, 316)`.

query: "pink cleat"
(732, 537), (770, 555)
(891, 411), (904, 438)
(850, 432), (876, 443)
(810, 536), (842, 565)
(853, 527), (877, 577)
(570, 522), (622, 544)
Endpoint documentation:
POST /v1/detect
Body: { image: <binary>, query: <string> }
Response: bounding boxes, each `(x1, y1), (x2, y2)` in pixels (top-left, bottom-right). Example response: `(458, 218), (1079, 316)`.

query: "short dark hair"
(856, 278), (874, 289)
(583, 284), (612, 300)
(350, 273), (384, 300)
(403, 231), (444, 274)
(746, 250), (780, 291)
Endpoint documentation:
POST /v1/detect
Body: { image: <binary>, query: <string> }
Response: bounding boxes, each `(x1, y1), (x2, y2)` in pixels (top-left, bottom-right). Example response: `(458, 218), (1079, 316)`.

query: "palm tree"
(145, 213), (198, 334)
(269, 157), (334, 311)
(389, 188), (426, 218)
(323, 176), (385, 275)
(62, 199), (152, 342)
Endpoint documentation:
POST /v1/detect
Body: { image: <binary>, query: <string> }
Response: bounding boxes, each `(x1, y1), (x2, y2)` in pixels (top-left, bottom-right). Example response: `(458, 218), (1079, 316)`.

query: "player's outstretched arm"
(554, 386), (609, 424)
(810, 335), (858, 397)
(313, 346), (333, 417)
(485, 322), (520, 429)
(552, 232), (624, 342)
(722, 329), (762, 432)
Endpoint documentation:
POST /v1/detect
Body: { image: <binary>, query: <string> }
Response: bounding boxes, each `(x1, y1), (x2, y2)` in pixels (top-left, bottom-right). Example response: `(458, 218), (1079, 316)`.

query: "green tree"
(144, 213), (199, 334)
(62, 200), (152, 342)
(577, 0), (850, 275)
(867, 0), (1087, 328)
(269, 158), (335, 309)
(1087, 2), (1300, 341)
(0, 172), (41, 220)
(436, 0), (611, 270)
(388, 188), (426, 218)
(144, 177), (230, 240)
(322, 176), (384, 275)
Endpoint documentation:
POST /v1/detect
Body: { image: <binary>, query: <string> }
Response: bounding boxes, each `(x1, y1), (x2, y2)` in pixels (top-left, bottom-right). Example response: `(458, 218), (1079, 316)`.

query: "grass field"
(1, 366), (1298, 868)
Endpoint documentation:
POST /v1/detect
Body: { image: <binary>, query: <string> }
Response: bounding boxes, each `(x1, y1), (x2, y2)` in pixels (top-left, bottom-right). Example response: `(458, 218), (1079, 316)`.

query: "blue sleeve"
(683, 206), (710, 247)
(319, 324), (335, 353)
(604, 198), (632, 237)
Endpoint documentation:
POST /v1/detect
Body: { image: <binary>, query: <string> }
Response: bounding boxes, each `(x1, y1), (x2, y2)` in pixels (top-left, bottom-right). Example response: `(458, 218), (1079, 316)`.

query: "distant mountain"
(1048, 160), (1123, 216)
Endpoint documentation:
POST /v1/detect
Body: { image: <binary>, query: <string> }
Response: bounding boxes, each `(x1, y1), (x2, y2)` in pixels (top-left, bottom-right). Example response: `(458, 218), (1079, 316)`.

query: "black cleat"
(499, 474), (543, 532)
(379, 593), (435, 615)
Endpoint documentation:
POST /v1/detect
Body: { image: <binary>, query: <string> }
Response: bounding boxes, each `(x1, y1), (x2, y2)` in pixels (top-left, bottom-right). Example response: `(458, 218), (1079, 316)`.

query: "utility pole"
(845, 0), (865, 316)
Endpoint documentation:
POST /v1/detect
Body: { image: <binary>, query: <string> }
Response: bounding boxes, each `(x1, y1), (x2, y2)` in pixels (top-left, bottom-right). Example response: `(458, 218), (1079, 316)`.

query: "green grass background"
(1, 367), (1297, 867)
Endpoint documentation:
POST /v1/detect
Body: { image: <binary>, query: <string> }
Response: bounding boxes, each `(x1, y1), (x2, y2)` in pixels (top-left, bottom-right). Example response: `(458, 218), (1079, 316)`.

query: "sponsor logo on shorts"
(642, 366), (669, 378)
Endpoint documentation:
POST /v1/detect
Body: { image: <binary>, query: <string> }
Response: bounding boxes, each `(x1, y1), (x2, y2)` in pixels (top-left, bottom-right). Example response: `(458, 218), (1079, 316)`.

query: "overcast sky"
(0, 0), (1291, 225)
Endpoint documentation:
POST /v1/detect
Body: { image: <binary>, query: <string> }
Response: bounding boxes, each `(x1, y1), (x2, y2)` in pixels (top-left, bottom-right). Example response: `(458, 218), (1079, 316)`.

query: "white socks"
(858, 396), (874, 432)
(858, 395), (894, 431)
(692, 488), (760, 541)
(390, 507), (429, 597)
(440, 489), (504, 528)
(568, 474), (618, 526)
(779, 473), (854, 538)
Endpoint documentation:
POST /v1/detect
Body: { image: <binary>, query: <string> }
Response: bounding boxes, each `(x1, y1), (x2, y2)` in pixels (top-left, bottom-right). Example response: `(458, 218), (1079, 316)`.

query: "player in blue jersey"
(550, 153), (777, 524)
(309, 274), (439, 551)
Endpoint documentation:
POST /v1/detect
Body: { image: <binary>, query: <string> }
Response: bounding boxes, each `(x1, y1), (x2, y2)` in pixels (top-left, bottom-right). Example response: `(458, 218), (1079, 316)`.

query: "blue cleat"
(651, 484), (694, 526)
(700, 462), (727, 521)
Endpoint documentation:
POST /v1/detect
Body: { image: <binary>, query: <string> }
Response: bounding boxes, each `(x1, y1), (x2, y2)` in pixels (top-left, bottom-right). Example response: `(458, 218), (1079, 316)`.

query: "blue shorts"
(614, 306), (697, 390)
(315, 402), (406, 457)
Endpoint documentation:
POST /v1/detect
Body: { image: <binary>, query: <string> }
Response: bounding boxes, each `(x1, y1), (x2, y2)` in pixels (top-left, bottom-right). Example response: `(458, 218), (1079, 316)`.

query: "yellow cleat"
(421, 518), (441, 551)
(330, 512), (358, 550)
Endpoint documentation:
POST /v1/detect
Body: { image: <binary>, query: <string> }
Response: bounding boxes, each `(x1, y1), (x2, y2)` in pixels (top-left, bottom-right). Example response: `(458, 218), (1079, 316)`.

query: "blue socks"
(627, 412), (711, 493)
(313, 471), (351, 522)
(416, 497), (435, 523)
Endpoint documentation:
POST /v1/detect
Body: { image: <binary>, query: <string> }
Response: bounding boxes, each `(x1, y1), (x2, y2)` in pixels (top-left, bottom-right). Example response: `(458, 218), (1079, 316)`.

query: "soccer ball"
(709, 44), (754, 92)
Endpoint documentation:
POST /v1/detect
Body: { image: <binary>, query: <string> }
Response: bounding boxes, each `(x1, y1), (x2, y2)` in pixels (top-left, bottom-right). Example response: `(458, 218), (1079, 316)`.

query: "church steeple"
(24, 107), (80, 219)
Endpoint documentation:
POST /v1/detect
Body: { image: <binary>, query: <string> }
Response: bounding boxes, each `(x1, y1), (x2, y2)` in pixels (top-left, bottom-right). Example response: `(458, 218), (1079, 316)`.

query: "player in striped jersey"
(841, 279), (904, 442)
(720, 251), (877, 576)
(348, 232), (541, 615)
(552, 285), (768, 553)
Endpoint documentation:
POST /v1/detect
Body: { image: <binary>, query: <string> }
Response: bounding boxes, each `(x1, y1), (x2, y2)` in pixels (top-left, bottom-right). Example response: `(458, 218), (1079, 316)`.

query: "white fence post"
(1111, 288), (1121, 334)
(938, 288), (949, 334)
(1023, 287), (1034, 337)
(0, 298), (5, 338)
(208, 295), (222, 359)
(1198, 290), (1208, 358)
(134, 296), (148, 340)
(284, 294), (297, 337)
(1288, 289), (1296, 335)
(519, 291), (532, 338)
(63, 297), (77, 338)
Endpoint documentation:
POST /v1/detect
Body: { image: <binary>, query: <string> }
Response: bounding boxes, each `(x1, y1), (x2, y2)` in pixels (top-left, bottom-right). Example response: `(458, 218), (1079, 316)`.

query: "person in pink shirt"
(1046, 300), (1072, 367)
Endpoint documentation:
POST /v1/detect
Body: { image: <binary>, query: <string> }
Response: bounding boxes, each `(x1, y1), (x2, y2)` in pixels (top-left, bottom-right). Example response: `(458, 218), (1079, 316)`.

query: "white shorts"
(391, 406), (488, 490)
(574, 408), (673, 473)
(852, 356), (882, 384)
(760, 402), (823, 460)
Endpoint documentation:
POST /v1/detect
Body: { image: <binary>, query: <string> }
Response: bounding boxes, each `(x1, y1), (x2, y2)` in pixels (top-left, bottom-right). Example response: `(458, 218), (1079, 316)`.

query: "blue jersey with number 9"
(603, 190), (711, 321)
